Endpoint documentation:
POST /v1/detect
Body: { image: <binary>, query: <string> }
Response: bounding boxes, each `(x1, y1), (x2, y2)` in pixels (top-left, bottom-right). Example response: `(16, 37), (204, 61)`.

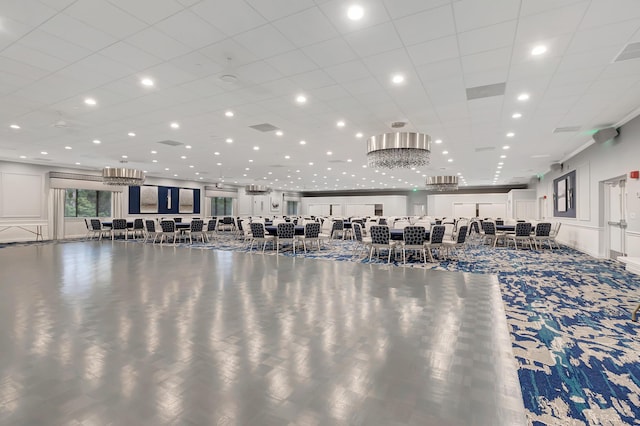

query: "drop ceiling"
(1, 0), (640, 191)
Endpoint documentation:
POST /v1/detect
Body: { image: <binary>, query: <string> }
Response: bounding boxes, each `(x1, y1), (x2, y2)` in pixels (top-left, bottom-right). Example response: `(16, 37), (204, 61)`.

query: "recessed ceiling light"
(500, 155), (507, 158)
(173, 174), (178, 177)
(143, 170), (147, 173)
(185, 145), (192, 149)
(284, 155), (290, 159)
(337, 120), (345, 127)
(498, 162), (504, 165)
(503, 145), (510, 150)
(531, 45), (547, 56)
(497, 166), (503, 169)
(275, 130), (283, 136)
(295, 94), (307, 104)
(517, 93), (530, 101)
(199, 177), (203, 180)
(75, 162), (81, 165)
(84, 98), (97, 106)
(140, 77), (154, 87)
(164, 167), (169, 171)
(217, 163), (222, 166)
(308, 162), (314, 166)
(127, 132), (136, 137)
(447, 158), (453, 162)
(214, 152), (220, 156)
(19, 155), (26, 159)
(225, 138), (233, 143)
(506, 132), (515, 137)
(93, 139), (101, 144)
(65, 146), (72, 150)
(253, 146), (259, 150)
(391, 74), (404, 84)
(170, 122), (180, 129)
(442, 150), (448, 155)
(249, 159), (253, 162)
(41, 151), (48, 155)
(180, 155), (187, 159)
(225, 110), (234, 117)
(299, 140), (306, 145)
(152, 159), (158, 163)
(327, 151), (332, 155)
(457, 172), (462, 175)
(434, 139), (442, 144)
(122, 155), (128, 159)
(189, 165), (195, 168)
(9, 124), (20, 129)
(347, 158), (352, 162)
(355, 132), (363, 138)
(151, 150), (157, 154)
(347, 4), (364, 20)
(512, 113), (522, 119)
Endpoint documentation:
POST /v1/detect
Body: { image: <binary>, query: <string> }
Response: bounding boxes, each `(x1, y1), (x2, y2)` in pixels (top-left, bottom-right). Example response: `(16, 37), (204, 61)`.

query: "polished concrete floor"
(0, 242), (526, 425)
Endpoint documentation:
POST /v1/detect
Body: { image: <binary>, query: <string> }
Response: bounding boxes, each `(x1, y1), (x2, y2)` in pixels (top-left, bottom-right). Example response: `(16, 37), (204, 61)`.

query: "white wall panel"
(1, 173), (42, 217)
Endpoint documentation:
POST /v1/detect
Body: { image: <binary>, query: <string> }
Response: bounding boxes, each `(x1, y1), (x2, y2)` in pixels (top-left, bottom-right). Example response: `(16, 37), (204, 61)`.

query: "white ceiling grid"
(0, 0), (639, 190)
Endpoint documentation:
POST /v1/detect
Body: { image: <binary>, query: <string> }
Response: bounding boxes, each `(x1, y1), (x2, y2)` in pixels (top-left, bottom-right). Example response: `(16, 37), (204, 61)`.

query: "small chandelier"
(425, 176), (458, 191)
(366, 132), (431, 168)
(245, 184), (271, 195)
(102, 163), (145, 186)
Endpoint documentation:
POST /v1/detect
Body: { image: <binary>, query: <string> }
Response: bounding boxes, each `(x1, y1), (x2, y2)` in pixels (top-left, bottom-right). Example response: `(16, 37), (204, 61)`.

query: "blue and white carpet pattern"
(4, 235), (640, 424)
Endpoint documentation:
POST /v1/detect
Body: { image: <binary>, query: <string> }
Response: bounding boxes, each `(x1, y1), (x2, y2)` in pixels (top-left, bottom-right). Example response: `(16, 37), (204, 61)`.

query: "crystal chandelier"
(425, 176), (458, 191)
(102, 163), (145, 186)
(366, 132), (431, 168)
(245, 184), (271, 195)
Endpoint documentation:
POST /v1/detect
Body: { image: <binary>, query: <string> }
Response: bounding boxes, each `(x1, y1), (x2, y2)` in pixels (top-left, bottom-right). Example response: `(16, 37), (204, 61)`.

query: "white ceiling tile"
(108, 0), (185, 25)
(509, 56), (562, 81)
(191, 0), (267, 36)
(1, 43), (67, 72)
(0, 16), (32, 51)
(245, 0), (315, 21)
(0, 70), (35, 95)
(0, 56), (50, 81)
(39, 13), (117, 52)
(344, 22), (403, 58)
(555, 46), (621, 74)
(580, 0), (640, 30)
(127, 27), (192, 61)
(168, 52), (224, 78)
(265, 50), (318, 76)
(342, 77), (383, 95)
(37, 0), (77, 10)
(461, 47), (511, 74)
(64, 0), (148, 39)
(58, 54), (137, 86)
(406, 36), (459, 66)
(416, 59), (463, 82)
(464, 70), (509, 88)
(325, 60), (371, 83)
(382, 0), (451, 19)
(290, 69), (335, 90)
(515, 2), (589, 45)
(273, 7), (340, 48)
(567, 19), (640, 55)
(1, 0), (58, 26)
(199, 39), (260, 68)
(235, 61), (284, 85)
(458, 21), (517, 56)
(154, 10), (226, 50)
(99, 42), (164, 70)
(302, 38), (358, 67)
(308, 84), (351, 101)
(453, 0), (519, 33)
(393, 5), (455, 46)
(18, 30), (92, 63)
(317, 0), (391, 34)
(233, 25), (297, 59)
(362, 48), (414, 81)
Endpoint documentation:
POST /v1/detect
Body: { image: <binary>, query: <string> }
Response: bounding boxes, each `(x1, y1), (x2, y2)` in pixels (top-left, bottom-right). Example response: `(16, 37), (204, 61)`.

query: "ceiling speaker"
(550, 163), (562, 172)
(593, 127), (618, 144)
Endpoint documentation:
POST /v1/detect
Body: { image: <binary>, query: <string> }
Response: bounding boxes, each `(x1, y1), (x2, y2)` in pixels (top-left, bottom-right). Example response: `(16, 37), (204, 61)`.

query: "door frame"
(602, 175), (627, 259)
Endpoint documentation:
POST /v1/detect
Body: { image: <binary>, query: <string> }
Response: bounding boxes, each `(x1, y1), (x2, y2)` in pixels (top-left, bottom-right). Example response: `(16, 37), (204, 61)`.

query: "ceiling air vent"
(157, 140), (183, 147)
(553, 126), (581, 133)
(249, 123), (279, 132)
(466, 82), (506, 100)
(390, 121), (406, 128)
(614, 41), (640, 62)
(474, 146), (495, 152)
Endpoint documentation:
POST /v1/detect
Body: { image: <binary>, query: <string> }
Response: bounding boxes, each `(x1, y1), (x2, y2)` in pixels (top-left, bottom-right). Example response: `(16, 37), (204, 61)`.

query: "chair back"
(277, 222), (295, 239)
(304, 222), (320, 238)
(455, 226), (468, 243)
(222, 216), (234, 225)
(535, 222), (552, 237)
(237, 219), (244, 231)
(378, 218), (387, 226)
(482, 221), (496, 236)
(133, 218), (144, 230)
(145, 220), (156, 232)
(429, 225), (446, 244)
(113, 219), (127, 230)
(190, 219), (204, 232)
(495, 219), (504, 226)
(250, 222), (265, 238)
(333, 219), (344, 230)
(160, 220), (175, 233)
(403, 226), (426, 245)
(90, 218), (102, 230)
(515, 222), (532, 236)
(173, 217), (182, 223)
(352, 223), (363, 242)
(370, 225), (390, 244)
(207, 219), (217, 231)
(469, 220), (480, 235)
(84, 218), (91, 230)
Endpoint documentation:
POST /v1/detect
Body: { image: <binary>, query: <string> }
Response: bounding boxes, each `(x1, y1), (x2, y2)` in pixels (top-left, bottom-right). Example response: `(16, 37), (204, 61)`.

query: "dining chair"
(549, 222), (562, 249)
(331, 219), (345, 239)
(351, 223), (370, 259)
(185, 219), (205, 243)
(276, 222), (296, 255)
(481, 221), (498, 247)
(249, 222), (275, 253)
(89, 218), (107, 240)
(507, 222), (533, 250)
(130, 218), (144, 239)
(400, 226), (427, 264)
(205, 219), (217, 242)
(298, 222), (321, 252)
(159, 220), (177, 245)
(425, 225), (446, 262)
(111, 219), (128, 240)
(443, 225), (468, 260)
(369, 225), (395, 263)
(144, 220), (160, 243)
(532, 222), (553, 249)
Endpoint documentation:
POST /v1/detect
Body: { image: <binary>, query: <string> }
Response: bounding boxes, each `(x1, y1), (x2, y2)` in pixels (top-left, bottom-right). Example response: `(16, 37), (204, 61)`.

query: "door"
(605, 178), (627, 259)
(330, 204), (343, 217)
(413, 203), (425, 215)
(453, 203), (476, 218)
(515, 200), (536, 220)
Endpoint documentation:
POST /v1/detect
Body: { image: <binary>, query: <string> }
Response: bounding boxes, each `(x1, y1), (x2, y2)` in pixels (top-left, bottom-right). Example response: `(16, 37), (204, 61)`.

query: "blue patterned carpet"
(4, 235), (640, 424)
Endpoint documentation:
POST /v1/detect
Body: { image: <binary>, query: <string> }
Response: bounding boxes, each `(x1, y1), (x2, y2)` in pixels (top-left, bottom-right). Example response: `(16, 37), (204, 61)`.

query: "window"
(65, 189), (112, 217)
(211, 197), (233, 216)
(286, 201), (298, 215)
